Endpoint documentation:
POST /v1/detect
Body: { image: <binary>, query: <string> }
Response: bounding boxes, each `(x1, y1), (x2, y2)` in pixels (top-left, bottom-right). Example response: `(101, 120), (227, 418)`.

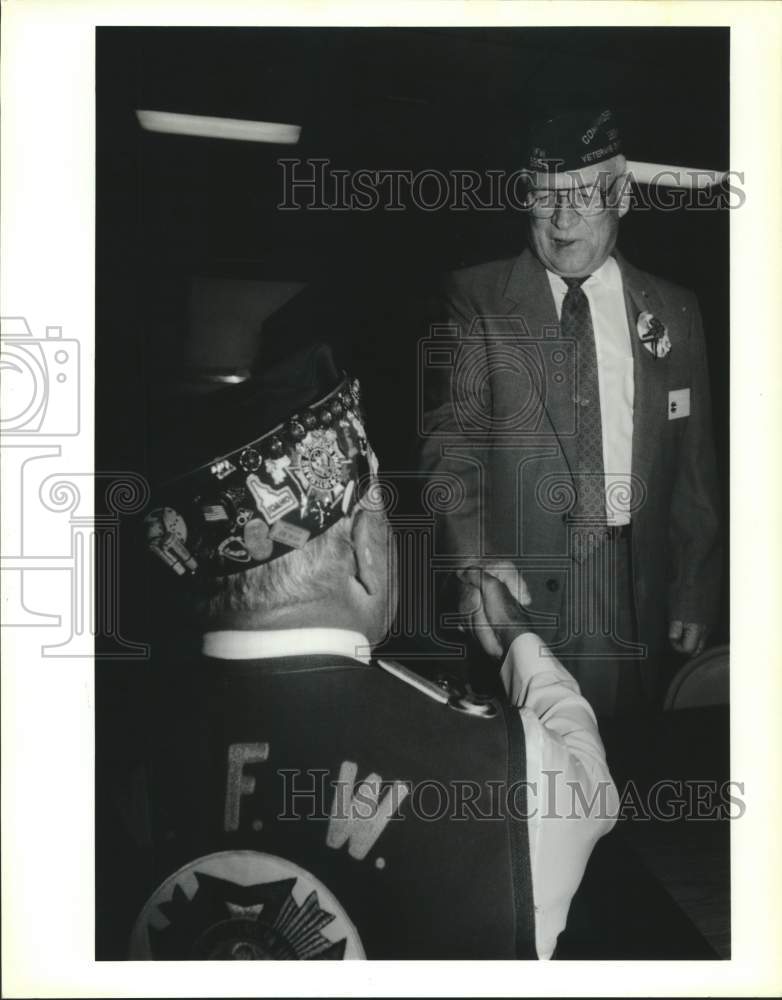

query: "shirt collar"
(201, 627), (372, 664)
(547, 254), (622, 294)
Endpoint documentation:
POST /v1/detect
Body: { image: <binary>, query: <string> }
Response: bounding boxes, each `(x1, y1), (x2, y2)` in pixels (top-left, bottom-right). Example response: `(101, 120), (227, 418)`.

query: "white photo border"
(2, 1), (781, 997)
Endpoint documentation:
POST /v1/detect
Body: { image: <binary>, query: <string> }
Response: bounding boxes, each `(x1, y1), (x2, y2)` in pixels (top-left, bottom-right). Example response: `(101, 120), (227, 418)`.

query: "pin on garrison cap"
(144, 344), (377, 580)
(526, 108), (623, 173)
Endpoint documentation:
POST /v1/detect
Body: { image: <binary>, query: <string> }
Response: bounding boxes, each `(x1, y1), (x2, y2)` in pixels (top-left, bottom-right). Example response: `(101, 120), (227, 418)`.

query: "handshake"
(453, 562), (534, 660)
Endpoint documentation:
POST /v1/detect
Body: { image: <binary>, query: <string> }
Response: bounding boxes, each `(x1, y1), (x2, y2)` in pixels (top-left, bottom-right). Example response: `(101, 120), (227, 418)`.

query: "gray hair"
(196, 515), (355, 625)
(196, 502), (394, 625)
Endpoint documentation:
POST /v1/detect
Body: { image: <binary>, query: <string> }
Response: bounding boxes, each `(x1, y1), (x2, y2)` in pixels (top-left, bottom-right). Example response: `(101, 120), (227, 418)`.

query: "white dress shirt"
(203, 626), (618, 960)
(546, 256), (634, 525)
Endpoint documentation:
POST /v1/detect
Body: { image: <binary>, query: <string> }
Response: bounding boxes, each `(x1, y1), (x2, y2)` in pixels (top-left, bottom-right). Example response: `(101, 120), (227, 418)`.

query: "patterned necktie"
(561, 276), (606, 559)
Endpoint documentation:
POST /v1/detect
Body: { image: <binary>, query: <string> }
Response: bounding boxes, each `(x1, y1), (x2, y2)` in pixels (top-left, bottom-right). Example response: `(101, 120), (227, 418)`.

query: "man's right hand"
(456, 566), (534, 660)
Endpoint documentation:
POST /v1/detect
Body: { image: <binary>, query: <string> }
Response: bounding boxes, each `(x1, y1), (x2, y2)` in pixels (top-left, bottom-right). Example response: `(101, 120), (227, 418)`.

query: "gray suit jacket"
(419, 248), (722, 652)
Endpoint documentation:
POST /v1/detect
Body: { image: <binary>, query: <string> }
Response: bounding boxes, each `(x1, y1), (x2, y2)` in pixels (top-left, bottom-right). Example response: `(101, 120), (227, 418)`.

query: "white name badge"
(668, 388), (691, 420)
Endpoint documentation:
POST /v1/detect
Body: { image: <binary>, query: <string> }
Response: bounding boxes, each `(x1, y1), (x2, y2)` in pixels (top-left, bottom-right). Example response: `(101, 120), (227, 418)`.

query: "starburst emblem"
(294, 429), (350, 491)
(130, 850), (365, 960)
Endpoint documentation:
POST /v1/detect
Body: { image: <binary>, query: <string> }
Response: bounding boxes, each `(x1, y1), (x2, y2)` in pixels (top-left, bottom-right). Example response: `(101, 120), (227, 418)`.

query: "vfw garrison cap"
(526, 108), (623, 173)
(144, 343), (377, 581)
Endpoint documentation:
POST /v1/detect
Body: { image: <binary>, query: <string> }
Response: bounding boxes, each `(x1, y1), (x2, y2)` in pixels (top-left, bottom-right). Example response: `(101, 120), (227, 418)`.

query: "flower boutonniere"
(636, 311), (672, 359)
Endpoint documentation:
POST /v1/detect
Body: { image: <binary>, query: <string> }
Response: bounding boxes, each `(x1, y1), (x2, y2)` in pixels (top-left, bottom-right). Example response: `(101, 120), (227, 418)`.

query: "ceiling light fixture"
(136, 110), (301, 145)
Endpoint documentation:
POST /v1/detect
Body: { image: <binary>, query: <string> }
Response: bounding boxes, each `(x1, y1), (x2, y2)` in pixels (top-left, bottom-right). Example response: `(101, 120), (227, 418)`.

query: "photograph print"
(92, 25), (734, 964)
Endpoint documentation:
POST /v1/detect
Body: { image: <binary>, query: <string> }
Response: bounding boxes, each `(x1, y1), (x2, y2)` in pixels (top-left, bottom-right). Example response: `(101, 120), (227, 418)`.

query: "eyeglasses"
(524, 175), (623, 218)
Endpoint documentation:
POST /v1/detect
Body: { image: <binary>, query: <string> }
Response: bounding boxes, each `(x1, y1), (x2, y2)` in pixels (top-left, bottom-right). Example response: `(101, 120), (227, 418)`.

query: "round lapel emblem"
(130, 850), (365, 960)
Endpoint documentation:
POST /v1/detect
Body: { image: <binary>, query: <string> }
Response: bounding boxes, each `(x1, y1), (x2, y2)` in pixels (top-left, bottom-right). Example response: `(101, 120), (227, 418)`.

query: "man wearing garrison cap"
(102, 343), (617, 961)
(420, 108), (721, 717)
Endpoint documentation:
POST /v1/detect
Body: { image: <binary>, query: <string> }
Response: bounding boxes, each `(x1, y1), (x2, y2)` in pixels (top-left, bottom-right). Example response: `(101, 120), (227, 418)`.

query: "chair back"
(664, 645), (729, 711)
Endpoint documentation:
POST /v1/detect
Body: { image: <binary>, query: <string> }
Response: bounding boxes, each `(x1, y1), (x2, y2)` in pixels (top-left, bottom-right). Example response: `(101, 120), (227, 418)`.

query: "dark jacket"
(119, 651), (536, 960)
(419, 248), (722, 654)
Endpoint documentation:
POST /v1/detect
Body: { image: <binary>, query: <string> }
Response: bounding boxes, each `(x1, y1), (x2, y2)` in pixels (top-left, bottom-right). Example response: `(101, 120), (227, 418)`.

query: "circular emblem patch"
(129, 850), (365, 960)
(296, 430), (345, 491)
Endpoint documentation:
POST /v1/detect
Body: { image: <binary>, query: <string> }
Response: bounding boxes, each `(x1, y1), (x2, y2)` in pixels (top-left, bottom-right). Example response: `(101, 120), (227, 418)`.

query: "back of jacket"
(120, 653), (536, 960)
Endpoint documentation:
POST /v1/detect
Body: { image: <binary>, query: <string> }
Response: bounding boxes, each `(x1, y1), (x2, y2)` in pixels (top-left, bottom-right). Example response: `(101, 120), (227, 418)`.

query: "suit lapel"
(615, 251), (671, 492)
(501, 248), (558, 326)
(498, 248), (674, 504)
(501, 250), (579, 474)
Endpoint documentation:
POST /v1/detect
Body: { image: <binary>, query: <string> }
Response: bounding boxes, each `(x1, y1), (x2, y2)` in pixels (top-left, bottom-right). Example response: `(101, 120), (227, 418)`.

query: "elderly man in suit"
(419, 108), (721, 717)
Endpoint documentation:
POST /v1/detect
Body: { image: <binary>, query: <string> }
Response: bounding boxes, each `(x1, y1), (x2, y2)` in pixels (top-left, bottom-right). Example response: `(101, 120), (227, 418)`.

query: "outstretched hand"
(455, 566), (534, 660)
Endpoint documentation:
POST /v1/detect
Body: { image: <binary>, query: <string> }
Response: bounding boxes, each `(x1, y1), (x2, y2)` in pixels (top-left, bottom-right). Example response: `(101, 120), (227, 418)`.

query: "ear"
(614, 155), (632, 219)
(617, 177), (632, 219)
(349, 507), (383, 598)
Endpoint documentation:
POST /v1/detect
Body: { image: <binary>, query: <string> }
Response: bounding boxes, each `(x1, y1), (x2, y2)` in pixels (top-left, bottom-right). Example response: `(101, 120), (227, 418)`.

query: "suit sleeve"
(667, 294), (722, 625)
(418, 273), (488, 564)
